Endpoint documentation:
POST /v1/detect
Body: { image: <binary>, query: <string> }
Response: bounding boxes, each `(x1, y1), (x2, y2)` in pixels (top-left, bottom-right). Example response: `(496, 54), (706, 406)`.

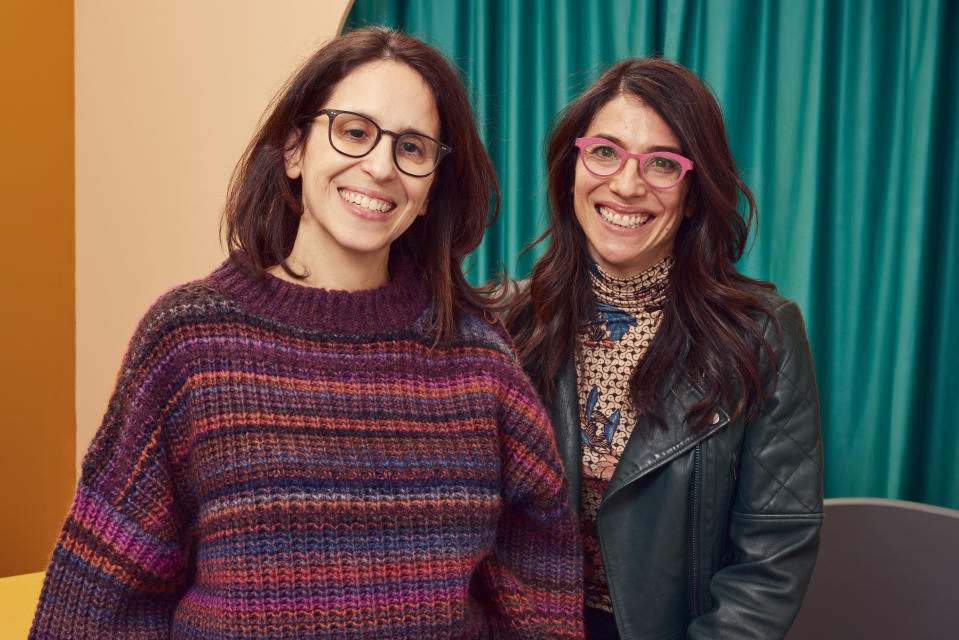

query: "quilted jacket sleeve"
(688, 299), (823, 640)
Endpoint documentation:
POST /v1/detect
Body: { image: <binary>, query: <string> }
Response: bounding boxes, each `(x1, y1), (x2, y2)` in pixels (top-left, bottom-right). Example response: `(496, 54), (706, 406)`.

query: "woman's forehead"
(327, 60), (440, 137)
(585, 95), (680, 149)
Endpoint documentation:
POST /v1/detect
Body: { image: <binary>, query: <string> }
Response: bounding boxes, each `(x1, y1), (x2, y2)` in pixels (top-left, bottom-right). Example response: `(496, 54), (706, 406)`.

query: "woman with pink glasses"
(506, 58), (823, 639)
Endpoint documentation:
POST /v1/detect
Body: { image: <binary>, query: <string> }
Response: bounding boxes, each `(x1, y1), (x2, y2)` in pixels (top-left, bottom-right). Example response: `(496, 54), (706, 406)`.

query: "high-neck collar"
(589, 256), (673, 314)
(208, 252), (431, 334)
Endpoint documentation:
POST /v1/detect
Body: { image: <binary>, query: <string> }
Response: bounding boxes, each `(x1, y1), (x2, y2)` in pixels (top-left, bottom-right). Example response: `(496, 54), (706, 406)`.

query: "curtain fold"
(346, 0), (959, 509)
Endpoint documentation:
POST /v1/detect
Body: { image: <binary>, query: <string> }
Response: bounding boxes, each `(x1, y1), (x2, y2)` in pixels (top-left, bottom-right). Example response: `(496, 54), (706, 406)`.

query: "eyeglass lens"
(581, 141), (685, 188)
(328, 111), (441, 177)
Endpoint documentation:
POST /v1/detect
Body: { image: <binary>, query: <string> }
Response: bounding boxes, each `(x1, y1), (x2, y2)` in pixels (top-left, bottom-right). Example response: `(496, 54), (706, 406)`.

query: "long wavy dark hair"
(223, 27), (500, 343)
(506, 58), (778, 432)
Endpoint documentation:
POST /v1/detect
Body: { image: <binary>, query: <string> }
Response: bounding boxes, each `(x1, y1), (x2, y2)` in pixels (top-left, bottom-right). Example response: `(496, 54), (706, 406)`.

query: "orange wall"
(0, 1), (76, 576)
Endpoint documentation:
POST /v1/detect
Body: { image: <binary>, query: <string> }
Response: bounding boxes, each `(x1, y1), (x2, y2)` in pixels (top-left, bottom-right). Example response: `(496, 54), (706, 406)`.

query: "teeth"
(598, 206), (649, 229)
(339, 189), (394, 213)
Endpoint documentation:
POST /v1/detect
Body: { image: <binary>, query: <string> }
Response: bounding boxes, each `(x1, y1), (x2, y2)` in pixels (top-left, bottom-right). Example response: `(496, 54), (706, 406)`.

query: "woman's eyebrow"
(590, 134), (683, 155)
(335, 109), (436, 138)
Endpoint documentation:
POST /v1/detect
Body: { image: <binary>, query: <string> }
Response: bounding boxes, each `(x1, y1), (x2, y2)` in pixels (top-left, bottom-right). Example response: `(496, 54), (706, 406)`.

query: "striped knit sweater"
(30, 255), (583, 639)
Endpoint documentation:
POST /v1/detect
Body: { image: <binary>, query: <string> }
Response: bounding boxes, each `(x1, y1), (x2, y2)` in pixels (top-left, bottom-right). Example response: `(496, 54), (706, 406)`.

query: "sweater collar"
(208, 252), (431, 334)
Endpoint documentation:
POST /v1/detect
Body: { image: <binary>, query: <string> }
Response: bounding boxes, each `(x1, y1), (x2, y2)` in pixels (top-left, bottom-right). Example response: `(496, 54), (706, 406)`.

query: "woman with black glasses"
(506, 58), (823, 639)
(31, 28), (583, 639)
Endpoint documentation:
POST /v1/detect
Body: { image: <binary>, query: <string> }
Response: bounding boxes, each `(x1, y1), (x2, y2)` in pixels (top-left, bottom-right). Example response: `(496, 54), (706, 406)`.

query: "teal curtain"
(346, 0), (959, 510)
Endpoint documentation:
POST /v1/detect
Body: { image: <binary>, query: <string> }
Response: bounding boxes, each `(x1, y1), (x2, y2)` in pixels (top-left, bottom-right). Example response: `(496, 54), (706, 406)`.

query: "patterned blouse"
(575, 256), (673, 612)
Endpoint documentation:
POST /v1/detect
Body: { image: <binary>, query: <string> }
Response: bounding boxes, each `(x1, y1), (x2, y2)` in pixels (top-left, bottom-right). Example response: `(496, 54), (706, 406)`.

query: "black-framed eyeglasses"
(316, 109), (452, 178)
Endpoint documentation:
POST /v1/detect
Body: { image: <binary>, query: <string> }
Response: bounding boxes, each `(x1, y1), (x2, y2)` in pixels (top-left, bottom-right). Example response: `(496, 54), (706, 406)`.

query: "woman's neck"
(271, 220), (392, 291)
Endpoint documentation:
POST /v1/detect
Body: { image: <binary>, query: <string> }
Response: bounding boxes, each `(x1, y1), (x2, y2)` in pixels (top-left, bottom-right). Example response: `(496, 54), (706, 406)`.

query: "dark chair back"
(786, 497), (959, 640)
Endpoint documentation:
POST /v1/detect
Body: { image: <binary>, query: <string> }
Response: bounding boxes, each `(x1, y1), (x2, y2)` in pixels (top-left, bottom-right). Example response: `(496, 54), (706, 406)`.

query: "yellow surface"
(0, 572), (44, 639)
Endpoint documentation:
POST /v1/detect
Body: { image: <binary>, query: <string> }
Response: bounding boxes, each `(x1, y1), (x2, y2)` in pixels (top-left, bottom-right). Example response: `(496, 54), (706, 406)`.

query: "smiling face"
(573, 94), (688, 279)
(283, 59), (440, 288)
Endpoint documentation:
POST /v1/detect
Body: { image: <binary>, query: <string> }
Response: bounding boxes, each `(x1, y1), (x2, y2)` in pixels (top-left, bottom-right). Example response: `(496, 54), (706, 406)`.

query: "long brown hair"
(506, 58), (777, 431)
(222, 27), (500, 343)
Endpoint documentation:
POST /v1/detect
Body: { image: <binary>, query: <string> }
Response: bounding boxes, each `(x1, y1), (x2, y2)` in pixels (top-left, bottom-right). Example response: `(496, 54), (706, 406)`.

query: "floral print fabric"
(576, 256), (673, 612)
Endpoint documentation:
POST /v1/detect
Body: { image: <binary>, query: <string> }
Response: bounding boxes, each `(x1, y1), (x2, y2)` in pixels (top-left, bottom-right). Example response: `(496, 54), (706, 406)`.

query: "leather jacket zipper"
(689, 444), (702, 617)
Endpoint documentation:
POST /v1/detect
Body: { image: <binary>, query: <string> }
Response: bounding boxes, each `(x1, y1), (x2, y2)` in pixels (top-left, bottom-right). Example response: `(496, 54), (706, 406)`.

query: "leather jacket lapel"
(548, 348), (732, 517)
(603, 382), (730, 507)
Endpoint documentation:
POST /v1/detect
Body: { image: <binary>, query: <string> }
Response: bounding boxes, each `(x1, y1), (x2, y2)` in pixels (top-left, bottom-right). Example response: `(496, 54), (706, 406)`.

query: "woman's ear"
(284, 130), (303, 180)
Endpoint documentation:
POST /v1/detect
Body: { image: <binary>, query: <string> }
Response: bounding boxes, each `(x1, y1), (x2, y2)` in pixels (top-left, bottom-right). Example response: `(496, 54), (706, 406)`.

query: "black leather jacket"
(525, 292), (823, 639)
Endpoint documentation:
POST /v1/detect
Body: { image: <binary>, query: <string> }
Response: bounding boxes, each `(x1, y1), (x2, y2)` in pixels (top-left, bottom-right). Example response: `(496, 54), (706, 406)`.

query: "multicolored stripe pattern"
(30, 256), (583, 639)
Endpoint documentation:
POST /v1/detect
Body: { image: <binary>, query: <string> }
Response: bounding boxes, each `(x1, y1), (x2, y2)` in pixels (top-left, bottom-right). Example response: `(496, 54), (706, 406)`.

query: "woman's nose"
(361, 136), (398, 181)
(608, 157), (649, 197)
